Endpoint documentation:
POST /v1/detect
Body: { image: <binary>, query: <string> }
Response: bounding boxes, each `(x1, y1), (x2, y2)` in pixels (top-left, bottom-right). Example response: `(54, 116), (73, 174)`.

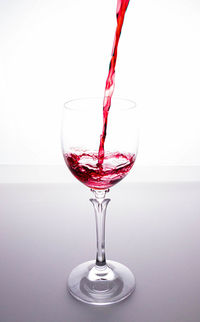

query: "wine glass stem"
(90, 190), (110, 267)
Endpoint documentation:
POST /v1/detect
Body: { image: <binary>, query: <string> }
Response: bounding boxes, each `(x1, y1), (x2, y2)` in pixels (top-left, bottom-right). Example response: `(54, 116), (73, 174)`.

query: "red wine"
(63, 1), (133, 190)
(98, 0), (130, 165)
(64, 151), (135, 190)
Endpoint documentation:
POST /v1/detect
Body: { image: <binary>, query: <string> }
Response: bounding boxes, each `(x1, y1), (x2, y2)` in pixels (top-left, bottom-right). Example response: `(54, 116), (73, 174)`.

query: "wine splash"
(63, 1), (132, 190)
(98, 0), (130, 165)
(64, 151), (135, 190)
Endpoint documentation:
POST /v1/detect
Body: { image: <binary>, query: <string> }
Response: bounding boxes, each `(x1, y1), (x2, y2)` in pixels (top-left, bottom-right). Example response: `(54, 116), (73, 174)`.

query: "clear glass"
(61, 97), (139, 305)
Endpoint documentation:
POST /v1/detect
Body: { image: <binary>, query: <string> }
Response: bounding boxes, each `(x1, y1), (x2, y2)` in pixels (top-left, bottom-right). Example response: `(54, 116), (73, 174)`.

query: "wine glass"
(61, 97), (138, 305)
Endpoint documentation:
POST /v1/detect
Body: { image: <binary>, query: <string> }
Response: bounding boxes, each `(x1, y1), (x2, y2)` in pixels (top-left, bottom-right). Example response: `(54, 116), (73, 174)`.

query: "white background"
(0, 0), (200, 166)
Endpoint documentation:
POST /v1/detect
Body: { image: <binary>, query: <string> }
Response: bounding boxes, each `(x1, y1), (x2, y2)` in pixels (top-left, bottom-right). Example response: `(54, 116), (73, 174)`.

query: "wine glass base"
(67, 260), (136, 305)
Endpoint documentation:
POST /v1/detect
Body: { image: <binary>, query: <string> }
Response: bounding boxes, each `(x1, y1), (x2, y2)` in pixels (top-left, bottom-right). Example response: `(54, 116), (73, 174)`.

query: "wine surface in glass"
(64, 151), (135, 190)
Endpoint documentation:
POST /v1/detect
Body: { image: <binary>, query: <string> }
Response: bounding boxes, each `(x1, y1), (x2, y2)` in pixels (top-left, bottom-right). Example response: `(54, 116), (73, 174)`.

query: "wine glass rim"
(64, 97), (136, 111)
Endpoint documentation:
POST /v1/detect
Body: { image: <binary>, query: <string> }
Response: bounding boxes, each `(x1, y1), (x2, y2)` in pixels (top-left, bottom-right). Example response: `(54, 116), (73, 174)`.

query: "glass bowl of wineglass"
(61, 97), (139, 305)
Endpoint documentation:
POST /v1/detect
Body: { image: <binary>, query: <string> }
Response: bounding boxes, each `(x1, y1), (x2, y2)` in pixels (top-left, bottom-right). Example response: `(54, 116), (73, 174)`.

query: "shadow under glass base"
(68, 260), (136, 305)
